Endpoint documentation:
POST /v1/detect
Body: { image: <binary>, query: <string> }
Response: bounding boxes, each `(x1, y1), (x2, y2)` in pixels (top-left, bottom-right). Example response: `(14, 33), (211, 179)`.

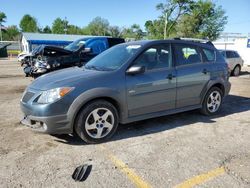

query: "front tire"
(232, 65), (241, 76)
(200, 87), (223, 116)
(75, 100), (119, 144)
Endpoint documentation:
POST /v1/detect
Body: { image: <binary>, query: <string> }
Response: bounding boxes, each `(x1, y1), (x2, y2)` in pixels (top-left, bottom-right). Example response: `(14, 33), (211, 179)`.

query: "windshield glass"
(64, 38), (89, 51)
(85, 44), (142, 71)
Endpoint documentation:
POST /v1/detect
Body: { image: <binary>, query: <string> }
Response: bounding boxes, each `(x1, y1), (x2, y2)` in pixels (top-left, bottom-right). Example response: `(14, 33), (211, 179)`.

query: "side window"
(202, 48), (215, 62)
(88, 40), (108, 54)
(174, 44), (202, 66)
(133, 44), (171, 70)
(226, 51), (235, 58)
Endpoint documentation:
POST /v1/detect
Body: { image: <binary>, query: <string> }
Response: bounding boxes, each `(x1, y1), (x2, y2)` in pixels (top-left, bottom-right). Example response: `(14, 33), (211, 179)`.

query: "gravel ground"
(0, 59), (250, 188)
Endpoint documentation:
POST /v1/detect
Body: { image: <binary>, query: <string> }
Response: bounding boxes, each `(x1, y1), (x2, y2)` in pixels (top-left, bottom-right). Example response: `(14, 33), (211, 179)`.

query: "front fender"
(67, 87), (126, 129)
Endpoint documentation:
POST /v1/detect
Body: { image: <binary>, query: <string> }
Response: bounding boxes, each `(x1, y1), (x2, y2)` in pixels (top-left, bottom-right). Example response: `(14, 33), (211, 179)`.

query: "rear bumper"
(20, 114), (72, 134)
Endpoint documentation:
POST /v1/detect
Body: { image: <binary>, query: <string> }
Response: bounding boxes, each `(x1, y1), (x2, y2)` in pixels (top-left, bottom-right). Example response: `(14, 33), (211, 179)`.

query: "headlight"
(37, 87), (74, 104)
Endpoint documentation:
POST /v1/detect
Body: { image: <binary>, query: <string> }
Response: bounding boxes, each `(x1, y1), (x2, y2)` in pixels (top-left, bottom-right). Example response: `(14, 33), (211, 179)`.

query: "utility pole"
(0, 23), (2, 42)
(64, 17), (67, 34)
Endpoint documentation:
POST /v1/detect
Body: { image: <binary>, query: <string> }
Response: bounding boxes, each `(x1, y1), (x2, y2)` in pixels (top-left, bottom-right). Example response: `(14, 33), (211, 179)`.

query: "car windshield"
(64, 38), (89, 52)
(85, 44), (142, 71)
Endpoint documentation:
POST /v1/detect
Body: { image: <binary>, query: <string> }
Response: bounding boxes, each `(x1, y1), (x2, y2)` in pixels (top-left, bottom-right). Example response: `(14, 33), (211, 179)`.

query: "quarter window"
(202, 48), (215, 62)
(133, 44), (171, 70)
(174, 44), (202, 66)
(233, 52), (240, 58)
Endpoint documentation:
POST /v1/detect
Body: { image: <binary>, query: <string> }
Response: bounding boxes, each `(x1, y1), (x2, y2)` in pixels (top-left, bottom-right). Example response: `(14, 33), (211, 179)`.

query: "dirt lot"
(0, 59), (250, 188)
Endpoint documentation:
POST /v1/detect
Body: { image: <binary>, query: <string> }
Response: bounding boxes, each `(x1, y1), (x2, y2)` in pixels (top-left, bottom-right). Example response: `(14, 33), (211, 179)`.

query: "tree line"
(0, 0), (227, 41)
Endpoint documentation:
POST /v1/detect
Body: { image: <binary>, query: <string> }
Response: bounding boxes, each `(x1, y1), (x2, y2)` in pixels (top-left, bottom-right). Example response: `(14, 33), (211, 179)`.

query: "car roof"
(123, 39), (216, 49)
(219, 49), (237, 53)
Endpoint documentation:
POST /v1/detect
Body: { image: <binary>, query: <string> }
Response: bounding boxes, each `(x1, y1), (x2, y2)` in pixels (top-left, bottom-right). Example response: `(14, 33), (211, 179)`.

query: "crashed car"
(24, 37), (125, 77)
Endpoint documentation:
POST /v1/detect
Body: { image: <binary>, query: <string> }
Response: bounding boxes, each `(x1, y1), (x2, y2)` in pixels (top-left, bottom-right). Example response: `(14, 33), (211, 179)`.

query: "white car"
(219, 50), (244, 76)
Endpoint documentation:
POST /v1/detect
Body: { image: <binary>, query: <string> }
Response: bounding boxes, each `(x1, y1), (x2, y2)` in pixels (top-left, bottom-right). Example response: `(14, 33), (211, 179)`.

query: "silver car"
(219, 50), (244, 76)
(20, 39), (231, 143)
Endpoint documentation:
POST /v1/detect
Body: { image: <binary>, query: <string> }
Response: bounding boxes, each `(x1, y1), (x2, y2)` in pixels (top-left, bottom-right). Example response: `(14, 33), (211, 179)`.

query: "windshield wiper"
(85, 65), (113, 71)
(85, 65), (100, 71)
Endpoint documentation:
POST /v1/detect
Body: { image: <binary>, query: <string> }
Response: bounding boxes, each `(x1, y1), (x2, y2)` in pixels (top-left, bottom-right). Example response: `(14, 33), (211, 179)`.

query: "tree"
(121, 24), (144, 40)
(67, 25), (82, 35)
(0, 11), (7, 41)
(109, 26), (121, 37)
(2, 25), (19, 41)
(52, 18), (68, 34)
(87, 17), (110, 36)
(81, 27), (91, 35)
(156, 0), (193, 39)
(0, 12), (6, 23)
(42, 25), (52, 33)
(176, 0), (227, 40)
(19, 14), (38, 32)
(145, 19), (165, 39)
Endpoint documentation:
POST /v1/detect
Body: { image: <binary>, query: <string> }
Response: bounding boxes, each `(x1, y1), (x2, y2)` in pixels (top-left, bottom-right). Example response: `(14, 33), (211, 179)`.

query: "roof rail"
(180, 38), (208, 42)
(173, 37), (214, 46)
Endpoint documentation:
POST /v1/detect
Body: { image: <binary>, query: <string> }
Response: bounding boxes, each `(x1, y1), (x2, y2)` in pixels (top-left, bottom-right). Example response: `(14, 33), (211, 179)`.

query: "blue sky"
(1, 0), (250, 34)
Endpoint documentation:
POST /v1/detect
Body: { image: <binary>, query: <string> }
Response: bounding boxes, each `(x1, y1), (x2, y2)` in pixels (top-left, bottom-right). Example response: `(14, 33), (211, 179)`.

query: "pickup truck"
(23, 37), (125, 77)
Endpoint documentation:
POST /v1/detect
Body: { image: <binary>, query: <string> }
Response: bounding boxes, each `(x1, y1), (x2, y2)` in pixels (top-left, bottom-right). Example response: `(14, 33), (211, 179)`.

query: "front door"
(126, 43), (177, 117)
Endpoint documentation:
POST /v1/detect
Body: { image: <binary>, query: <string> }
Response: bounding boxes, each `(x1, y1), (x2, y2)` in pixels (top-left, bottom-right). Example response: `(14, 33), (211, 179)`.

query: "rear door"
(126, 43), (176, 117)
(173, 43), (213, 108)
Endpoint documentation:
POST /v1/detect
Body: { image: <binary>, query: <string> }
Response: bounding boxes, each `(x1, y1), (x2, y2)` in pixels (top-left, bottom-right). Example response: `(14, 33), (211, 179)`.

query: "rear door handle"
(202, 69), (208, 74)
(167, 74), (175, 80)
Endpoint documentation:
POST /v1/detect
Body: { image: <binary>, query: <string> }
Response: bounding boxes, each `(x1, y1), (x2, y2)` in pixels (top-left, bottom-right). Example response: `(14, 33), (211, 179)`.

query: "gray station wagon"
(20, 39), (231, 143)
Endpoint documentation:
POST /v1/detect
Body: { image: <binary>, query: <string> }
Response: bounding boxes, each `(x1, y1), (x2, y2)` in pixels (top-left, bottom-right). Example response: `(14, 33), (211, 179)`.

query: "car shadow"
(239, 70), (250, 76)
(52, 94), (250, 145)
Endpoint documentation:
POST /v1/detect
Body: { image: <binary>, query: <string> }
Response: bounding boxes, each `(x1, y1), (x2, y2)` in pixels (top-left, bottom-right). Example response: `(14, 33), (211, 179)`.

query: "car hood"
(32, 45), (73, 57)
(29, 67), (104, 90)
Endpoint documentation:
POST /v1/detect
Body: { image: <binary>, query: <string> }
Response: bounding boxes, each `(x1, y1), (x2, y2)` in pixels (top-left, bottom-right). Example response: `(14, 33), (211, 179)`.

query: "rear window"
(202, 48), (215, 62)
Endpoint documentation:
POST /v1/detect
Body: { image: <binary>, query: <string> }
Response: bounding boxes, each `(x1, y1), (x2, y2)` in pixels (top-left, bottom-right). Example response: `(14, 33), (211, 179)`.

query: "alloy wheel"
(207, 91), (221, 113)
(234, 66), (240, 76)
(85, 108), (114, 139)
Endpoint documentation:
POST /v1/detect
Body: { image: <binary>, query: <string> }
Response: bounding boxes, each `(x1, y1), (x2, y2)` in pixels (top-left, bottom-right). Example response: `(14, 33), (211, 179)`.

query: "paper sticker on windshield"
(126, 45), (141, 49)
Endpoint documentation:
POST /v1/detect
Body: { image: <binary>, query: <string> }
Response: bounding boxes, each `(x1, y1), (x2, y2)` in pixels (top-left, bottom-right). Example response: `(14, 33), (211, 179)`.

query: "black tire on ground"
(200, 87), (223, 116)
(75, 100), (119, 144)
(232, 65), (241, 76)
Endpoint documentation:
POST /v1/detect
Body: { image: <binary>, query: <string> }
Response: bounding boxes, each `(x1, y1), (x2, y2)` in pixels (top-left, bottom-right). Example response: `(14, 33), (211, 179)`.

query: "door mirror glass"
(126, 65), (145, 75)
(81, 47), (92, 54)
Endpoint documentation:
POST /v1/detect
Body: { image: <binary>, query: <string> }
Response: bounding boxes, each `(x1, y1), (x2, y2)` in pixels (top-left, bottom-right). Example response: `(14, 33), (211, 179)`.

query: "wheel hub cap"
(207, 91), (221, 113)
(85, 108), (114, 139)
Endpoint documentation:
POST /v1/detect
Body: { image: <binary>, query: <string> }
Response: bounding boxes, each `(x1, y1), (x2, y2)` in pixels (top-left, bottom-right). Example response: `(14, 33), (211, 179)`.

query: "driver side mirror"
(81, 47), (92, 54)
(126, 65), (145, 75)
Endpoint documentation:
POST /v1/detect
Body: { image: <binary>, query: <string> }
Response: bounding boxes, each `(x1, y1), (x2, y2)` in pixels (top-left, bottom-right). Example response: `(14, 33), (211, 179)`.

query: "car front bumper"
(20, 113), (72, 134)
(20, 87), (74, 134)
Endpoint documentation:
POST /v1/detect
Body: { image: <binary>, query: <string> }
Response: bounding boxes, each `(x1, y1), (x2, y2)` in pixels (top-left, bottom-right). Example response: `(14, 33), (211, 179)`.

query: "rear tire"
(200, 87), (223, 116)
(75, 100), (119, 144)
(232, 65), (241, 76)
